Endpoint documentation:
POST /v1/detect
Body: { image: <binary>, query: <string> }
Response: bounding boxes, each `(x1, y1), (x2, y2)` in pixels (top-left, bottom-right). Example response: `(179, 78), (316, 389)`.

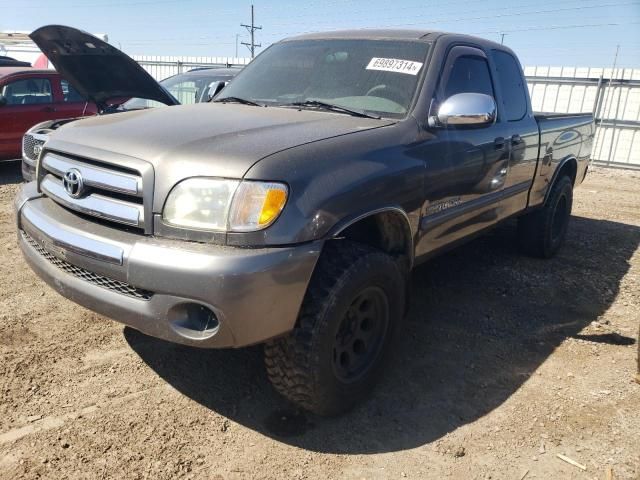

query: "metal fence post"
(593, 75), (604, 119)
(607, 69), (628, 166)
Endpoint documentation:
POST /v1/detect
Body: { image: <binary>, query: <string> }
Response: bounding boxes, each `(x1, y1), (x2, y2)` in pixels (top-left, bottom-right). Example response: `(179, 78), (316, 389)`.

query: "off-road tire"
(264, 240), (405, 416)
(517, 175), (573, 258)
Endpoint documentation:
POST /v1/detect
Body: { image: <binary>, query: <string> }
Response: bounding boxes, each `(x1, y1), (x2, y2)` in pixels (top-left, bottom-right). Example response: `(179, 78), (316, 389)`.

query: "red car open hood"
(30, 25), (179, 109)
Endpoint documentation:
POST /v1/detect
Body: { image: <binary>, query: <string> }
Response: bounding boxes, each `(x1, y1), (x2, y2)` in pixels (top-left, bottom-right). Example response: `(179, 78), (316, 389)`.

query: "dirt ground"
(0, 162), (638, 480)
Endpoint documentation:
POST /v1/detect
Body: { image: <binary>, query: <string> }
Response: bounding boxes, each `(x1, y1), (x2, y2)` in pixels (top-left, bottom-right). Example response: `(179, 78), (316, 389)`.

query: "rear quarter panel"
(529, 113), (594, 207)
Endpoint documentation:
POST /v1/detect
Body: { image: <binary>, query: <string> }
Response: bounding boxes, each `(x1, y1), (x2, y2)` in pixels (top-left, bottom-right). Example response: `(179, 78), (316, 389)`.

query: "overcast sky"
(1, 0), (639, 67)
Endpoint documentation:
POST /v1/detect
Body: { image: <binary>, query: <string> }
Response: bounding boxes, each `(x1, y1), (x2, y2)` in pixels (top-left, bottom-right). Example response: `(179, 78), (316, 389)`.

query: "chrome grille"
(40, 152), (147, 231)
(22, 133), (47, 166)
(22, 230), (153, 300)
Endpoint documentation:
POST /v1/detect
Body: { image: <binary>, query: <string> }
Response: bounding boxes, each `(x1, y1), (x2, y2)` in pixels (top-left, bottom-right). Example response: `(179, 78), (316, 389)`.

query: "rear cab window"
(491, 50), (528, 121)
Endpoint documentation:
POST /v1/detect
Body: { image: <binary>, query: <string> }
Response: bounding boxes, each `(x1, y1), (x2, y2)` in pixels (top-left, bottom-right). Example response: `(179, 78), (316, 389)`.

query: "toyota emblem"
(33, 143), (43, 157)
(62, 168), (85, 198)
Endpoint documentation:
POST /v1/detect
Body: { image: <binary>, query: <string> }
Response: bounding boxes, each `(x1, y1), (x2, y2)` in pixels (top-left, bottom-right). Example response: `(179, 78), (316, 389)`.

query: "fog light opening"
(168, 303), (220, 340)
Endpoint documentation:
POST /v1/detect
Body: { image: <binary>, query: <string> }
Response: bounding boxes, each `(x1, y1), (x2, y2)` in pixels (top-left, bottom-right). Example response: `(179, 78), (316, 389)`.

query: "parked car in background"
(0, 56), (32, 67)
(15, 29), (594, 415)
(0, 66), (98, 162)
(21, 25), (239, 180)
(124, 67), (240, 109)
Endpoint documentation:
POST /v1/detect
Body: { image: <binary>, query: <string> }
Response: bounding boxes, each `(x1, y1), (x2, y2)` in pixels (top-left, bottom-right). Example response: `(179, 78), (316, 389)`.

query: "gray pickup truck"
(15, 29), (594, 415)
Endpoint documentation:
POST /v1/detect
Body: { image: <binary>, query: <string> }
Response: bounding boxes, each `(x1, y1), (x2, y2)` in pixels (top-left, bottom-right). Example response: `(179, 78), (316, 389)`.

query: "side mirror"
(207, 81), (229, 101)
(0, 94), (7, 107)
(431, 92), (496, 127)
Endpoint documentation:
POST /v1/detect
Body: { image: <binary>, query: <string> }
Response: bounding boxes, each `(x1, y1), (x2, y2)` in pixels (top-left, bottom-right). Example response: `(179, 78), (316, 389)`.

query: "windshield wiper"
(214, 96), (264, 107)
(285, 100), (380, 119)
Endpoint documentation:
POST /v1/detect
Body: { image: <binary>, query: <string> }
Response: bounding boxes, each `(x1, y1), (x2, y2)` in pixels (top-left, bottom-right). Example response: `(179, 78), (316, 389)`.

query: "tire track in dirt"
(0, 384), (169, 445)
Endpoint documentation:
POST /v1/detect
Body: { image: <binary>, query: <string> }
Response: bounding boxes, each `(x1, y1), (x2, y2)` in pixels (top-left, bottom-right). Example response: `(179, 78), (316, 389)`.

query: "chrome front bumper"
(15, 183), (322, 348)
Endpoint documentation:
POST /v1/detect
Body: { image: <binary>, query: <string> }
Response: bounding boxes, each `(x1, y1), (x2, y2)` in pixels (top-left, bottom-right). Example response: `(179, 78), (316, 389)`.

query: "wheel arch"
(327, 207), (415, 272)
(544, 155), (577, 204)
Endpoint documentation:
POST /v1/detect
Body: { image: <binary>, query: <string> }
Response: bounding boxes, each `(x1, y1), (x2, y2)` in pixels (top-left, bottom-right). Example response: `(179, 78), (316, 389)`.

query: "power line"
(114, 0), (627, 45)
(121, 19), (639, 49)
(474, 20), (640, 34)
(0, 0), (203, 8)
(263, 1), (638, 30)
(240, 4), (261, 59)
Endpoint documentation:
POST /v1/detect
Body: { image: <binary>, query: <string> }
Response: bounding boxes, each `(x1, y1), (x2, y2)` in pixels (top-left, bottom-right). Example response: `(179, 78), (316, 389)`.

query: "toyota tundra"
(15, 29), (594, 415)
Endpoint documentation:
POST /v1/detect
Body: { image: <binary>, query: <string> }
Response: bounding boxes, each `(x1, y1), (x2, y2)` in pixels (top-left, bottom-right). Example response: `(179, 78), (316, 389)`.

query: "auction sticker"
(366, 57), (423, 75)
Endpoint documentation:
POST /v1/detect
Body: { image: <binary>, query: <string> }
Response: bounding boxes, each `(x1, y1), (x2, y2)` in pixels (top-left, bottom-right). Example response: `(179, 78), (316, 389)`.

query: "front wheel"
(517, 175), (573, 258)
(264, 241), (405, 416)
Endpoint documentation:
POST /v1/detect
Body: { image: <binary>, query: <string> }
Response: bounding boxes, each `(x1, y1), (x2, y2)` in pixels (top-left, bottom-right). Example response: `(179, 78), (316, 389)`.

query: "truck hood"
(30, 25), (178, 108)
(45, 103), (395, 206)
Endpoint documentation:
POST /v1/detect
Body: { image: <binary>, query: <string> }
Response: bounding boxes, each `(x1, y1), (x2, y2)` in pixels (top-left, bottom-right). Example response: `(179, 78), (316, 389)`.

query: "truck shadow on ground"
(0, 161), (23, 186)
(125, 215), (639, 454)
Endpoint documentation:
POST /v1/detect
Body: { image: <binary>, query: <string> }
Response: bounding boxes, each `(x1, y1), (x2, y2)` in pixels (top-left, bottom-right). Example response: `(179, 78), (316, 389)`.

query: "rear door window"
(1, 78), (53, 105)
(492, 50), (527, 121)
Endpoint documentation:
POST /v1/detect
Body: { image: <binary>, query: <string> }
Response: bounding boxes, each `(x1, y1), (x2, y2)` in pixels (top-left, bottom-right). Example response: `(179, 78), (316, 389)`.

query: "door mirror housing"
(430, 92), (496, 128)
(0, 94), (7, 107)
(207, 81), (229, 101)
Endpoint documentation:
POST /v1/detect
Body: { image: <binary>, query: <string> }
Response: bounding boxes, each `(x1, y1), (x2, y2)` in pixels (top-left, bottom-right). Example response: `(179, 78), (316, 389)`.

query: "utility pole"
(241, 4), (261, 59)
(235, 34), (239, 58)
(500, 33), (506, 45)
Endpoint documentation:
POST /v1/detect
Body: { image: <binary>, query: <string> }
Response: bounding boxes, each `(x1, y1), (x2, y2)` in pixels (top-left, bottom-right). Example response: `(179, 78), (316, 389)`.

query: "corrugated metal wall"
(133, 57), (640, 169)
(525, 66), (640, 168)
(132, 55), (251, 81)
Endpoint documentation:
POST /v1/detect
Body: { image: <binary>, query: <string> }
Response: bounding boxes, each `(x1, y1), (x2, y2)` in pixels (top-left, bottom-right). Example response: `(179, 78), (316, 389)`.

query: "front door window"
(1, 78), (53, 105)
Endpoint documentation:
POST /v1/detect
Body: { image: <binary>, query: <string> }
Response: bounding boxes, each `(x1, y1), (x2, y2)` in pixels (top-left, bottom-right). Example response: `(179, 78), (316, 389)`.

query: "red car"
(0, 66), (98, 161)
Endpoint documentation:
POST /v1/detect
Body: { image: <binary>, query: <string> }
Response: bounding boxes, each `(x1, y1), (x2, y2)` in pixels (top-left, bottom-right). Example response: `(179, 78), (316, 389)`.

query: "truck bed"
(529, 112), (595, 205)
(534, 112), (594, 154)
(534, 112), (594, 125)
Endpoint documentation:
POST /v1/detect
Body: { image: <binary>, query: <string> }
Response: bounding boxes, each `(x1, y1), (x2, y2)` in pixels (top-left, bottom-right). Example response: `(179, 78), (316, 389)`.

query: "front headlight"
(163, 178), (288, 232)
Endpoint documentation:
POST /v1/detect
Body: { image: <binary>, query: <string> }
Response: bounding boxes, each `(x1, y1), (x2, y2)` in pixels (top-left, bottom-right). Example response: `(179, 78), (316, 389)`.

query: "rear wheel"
(264, 241), (405, 416)
(517, 175), (573, 258)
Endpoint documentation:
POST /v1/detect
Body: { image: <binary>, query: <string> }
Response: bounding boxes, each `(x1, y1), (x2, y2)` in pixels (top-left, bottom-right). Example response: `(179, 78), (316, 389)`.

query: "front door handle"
(494, 137), (506, 150)
(511, 134), (522, 145)
(43, 106), (56, 113)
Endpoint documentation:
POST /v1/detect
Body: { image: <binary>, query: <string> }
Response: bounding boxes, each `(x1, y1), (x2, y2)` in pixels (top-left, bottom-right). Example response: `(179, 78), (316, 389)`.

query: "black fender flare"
(544, 155), (577, 205)
(327, 206), (416, 269)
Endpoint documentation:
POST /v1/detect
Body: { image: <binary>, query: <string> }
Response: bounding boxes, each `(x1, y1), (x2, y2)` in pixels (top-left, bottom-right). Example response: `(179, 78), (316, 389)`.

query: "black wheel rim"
(551, 194), (569, 242)
(332, 286), (389, 383)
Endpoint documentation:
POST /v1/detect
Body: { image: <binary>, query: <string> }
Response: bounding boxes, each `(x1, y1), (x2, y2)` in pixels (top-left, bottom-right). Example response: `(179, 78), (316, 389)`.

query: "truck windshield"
(216, 39), (430, 118)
